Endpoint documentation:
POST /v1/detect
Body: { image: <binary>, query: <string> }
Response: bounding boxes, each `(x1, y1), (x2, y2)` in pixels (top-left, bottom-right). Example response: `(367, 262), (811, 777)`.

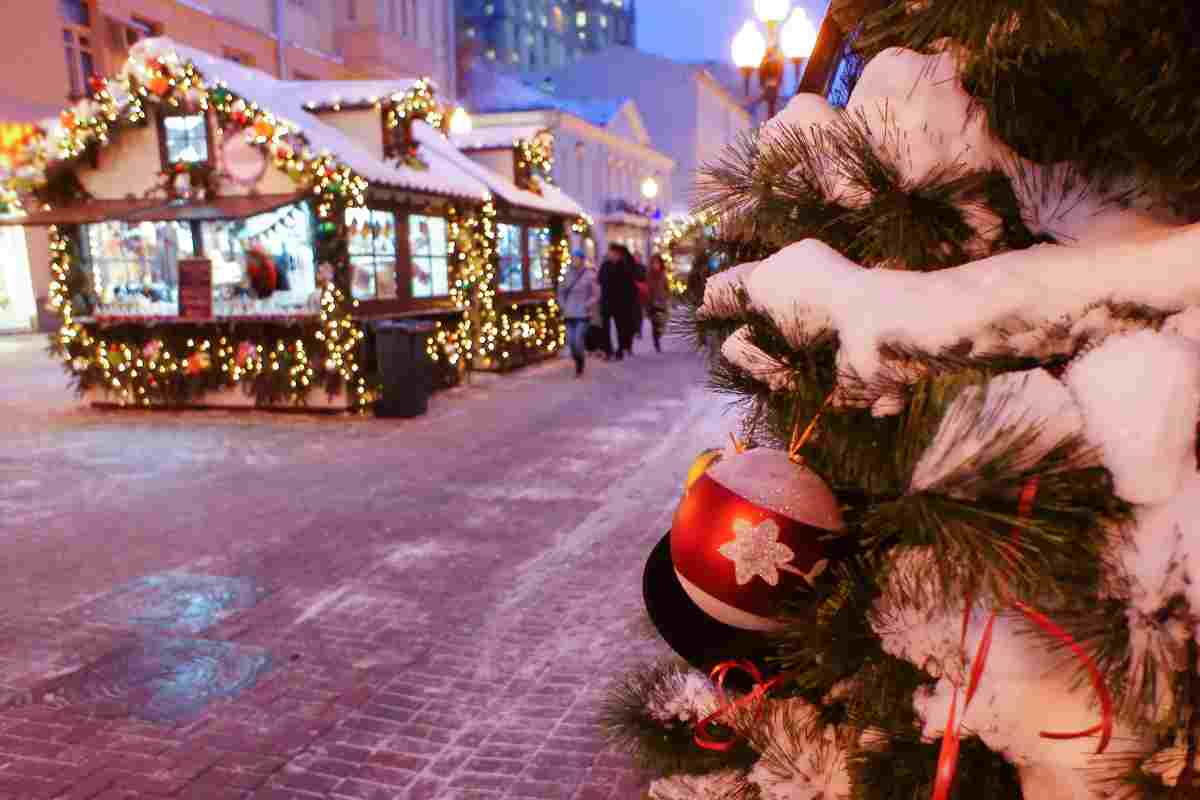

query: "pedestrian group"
(556, 243), (671, 377)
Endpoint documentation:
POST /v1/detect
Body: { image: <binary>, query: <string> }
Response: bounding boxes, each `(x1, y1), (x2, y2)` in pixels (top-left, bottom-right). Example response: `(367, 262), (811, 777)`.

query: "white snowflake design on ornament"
(720, 519), (798, 586)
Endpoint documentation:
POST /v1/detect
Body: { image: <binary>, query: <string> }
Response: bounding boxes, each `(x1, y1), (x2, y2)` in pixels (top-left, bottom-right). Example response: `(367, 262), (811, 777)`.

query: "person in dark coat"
(599, 243), (639, 360)
(631, 252), (647, 341)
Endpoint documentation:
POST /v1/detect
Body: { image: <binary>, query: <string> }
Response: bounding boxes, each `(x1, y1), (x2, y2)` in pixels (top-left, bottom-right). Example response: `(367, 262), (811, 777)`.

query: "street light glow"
(641, 176), (659, 200)
(448, 106), (473, 135)
(780, 8), (818, 59)
(732, 21), (768, 69)
(754, 0), (791, 23)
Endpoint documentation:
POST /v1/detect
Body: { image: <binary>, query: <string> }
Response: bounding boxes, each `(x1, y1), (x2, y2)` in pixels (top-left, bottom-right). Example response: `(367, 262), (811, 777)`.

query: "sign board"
(178, 258), (212, 320)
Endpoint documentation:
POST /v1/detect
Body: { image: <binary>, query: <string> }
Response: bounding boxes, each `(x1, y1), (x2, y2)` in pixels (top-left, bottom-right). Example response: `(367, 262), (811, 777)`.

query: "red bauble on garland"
(670, 447), (844, 631)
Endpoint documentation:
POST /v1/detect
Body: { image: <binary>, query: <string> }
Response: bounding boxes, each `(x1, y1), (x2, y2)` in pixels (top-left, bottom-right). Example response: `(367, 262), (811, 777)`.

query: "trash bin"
(372, 320), (435, 418)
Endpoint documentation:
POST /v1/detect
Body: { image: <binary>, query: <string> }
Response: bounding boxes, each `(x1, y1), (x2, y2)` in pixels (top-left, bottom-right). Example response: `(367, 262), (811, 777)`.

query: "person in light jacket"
(558, 250), (600, 377)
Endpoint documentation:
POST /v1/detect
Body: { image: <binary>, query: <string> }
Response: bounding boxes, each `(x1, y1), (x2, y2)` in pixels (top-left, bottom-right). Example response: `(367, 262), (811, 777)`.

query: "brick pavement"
(0, 334), (734, 800)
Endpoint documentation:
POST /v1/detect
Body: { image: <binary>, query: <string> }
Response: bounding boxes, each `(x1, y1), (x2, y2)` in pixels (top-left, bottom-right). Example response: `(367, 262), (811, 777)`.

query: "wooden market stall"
(0, 38), (585, 410)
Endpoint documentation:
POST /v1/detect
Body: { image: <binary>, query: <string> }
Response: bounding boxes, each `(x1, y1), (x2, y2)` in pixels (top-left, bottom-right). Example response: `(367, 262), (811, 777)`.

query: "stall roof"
(417, 123), (585, 218)
(130, 39), (490, 202)
(451, 125), (549, 152)
(290, 80), (425, 111)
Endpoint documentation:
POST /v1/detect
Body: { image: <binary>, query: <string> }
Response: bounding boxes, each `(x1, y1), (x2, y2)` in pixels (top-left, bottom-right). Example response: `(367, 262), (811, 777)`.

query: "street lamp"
(732, 4), (818, 118)
(641, 176), (660, 200)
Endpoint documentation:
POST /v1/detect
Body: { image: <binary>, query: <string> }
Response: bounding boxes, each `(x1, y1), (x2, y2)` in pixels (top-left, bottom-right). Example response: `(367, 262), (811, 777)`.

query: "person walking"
(632, 252), (648, 342)
(558, 249), (600, 377)
(647, 253), (671, 353)
(599, 243), (638, 360)
(611, 245), (641, 359)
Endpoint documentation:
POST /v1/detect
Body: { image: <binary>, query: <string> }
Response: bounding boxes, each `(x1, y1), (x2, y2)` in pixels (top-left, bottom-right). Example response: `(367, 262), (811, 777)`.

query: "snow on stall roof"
(282, 79), (425, 110)
(451, 125), (548, 152)
(131, 39), (488, 201)
(415, 122), (585, 218)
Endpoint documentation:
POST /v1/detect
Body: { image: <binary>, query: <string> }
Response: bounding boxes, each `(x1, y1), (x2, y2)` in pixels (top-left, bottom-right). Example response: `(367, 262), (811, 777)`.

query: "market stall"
(0, 38), (586, 409)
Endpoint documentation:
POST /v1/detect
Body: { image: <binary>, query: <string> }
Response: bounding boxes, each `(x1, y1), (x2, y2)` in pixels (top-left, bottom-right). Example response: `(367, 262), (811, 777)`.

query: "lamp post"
(732, 2), (819, 119)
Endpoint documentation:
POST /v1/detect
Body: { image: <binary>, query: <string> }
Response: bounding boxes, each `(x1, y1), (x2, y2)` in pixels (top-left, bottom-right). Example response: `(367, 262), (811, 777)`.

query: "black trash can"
(372, 320), (435, 418)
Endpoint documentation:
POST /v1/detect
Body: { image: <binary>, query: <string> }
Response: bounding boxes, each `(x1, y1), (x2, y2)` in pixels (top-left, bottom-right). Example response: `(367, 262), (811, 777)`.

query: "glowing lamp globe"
(754, 0), (792, 23)
(448, 107), (473, 135)
(670, 448), (843, 631)
(641, 176), (660, 200)
(732, 21), (768, 70)
(780, 8), (818, 60)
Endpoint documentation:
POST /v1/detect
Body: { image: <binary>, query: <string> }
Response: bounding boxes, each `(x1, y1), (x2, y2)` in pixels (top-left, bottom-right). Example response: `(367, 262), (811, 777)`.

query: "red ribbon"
(930, 478), (1114, 800)
(694, 660), (785, 751)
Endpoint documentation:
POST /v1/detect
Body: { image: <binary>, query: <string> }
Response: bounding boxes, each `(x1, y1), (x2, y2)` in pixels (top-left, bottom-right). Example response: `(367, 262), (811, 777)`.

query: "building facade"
(457, 0), (634, 72)
(526, 47), (753, 217)
(0, 0), (457, 332)
(460, 65), (673, 263)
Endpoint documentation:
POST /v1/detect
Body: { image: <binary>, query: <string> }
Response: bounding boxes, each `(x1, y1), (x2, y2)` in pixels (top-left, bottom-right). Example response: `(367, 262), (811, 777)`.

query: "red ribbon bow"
(930, 479), (1114, 800)
(694, 660), (785, 751)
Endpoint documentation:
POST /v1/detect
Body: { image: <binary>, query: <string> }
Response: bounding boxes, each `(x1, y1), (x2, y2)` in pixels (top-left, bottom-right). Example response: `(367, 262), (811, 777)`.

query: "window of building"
(485, 3), (495, 14)
(291, 70), (316, 81)
(125, 16), (159, 47)
(497, 223), (524, 292)
(61, 1), (95, 99)
(528, 227), (553, 290)
(348, 0), (356, 21)
(599, 14), (608, 28)
(551, 6), (564, 32)
(410, 214), (450, 299)
(347, 207), (397, 301)
(59, 0), (90, 26)
(509, 50), (520, 63)
(486, 48), (497, 60)
(575, 10), (587, 27)
(466, 26), (477, 38)
(203, 202), (316, 316)
(539, 13), (548, 27)
(81, 220), (196, 315)
(162, 115), (209, 164)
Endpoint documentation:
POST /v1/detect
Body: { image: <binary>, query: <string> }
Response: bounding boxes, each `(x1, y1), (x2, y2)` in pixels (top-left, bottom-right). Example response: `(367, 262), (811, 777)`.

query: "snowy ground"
(0, 326), (739, 799)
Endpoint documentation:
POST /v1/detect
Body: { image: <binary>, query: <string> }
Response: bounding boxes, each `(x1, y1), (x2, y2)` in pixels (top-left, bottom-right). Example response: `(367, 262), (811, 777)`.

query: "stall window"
(409, 214), (450, 299)
(80, 220), (196, 315)
(200, 202), (317, 317)
(162, 114), (209, 165)
(347, 208), (397, 300)
(497, 223), (524, 292)
(528, 226), (553, 290)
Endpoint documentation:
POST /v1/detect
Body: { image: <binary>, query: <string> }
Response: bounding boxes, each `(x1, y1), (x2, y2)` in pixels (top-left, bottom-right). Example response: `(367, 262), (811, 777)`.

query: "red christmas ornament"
(88, 75), (106, 95)
(148, 76), (171, 97)
(670, 448), (843, 631)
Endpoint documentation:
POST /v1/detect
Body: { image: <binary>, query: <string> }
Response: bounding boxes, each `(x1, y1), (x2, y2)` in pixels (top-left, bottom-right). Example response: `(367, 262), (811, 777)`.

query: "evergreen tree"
(611, 1), (1200, 797)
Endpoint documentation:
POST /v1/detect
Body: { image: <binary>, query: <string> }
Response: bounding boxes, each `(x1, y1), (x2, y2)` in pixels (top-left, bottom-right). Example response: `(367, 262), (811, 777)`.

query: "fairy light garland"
(31, 45), (377, 409)
(654, 211), (712, 295)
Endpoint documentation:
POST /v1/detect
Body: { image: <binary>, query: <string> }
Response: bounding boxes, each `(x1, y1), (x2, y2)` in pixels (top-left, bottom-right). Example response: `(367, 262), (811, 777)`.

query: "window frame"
(495, 221), (527, 294)
(61, 0), (95, 100)
(156, 108), (215, 171)
(347, 206), (401, 302)
(406, 211), (453, 303)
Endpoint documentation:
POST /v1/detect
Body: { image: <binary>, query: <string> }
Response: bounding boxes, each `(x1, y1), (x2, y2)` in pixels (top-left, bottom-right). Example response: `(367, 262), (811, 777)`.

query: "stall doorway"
(0, 227), (36, 332)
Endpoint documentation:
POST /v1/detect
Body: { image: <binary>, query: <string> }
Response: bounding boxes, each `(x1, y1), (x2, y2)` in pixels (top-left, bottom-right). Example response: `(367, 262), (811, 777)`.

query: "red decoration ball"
(670, 448), (843, 631)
